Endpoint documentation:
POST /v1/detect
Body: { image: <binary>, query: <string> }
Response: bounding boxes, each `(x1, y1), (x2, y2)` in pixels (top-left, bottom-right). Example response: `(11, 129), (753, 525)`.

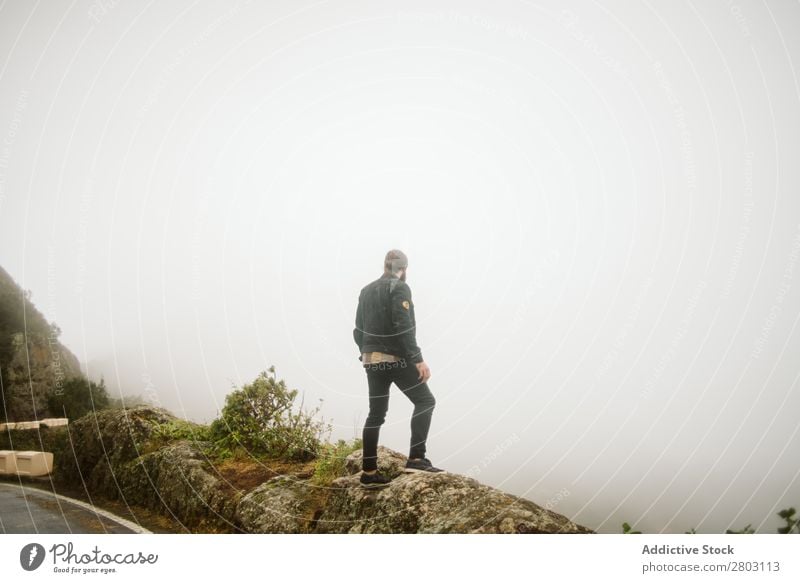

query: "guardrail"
(0, 450), (54, 477)
(0, 417), (69, 430)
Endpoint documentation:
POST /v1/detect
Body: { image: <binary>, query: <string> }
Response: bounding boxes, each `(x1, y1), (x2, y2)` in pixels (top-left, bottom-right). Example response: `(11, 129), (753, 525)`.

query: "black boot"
(404, 457), (445, 473)
(360, 471), (392, 488)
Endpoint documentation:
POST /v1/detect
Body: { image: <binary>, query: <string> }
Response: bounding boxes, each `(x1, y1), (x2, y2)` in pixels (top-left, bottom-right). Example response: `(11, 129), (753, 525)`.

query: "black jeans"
(361, 359), (436, 471)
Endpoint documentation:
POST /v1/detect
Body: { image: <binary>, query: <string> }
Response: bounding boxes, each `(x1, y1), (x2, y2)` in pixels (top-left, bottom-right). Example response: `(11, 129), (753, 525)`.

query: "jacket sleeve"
(390, 282), (424, 364)
(353, 290), (364, 358)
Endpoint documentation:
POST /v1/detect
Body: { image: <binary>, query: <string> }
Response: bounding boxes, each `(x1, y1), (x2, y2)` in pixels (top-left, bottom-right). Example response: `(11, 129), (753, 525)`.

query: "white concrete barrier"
(0, 450), (18, 475)
(13, 451), (54, 477)
(0, 421), (41, 430)
(40, 418), (69, 428)
(0, 418), (69, 430)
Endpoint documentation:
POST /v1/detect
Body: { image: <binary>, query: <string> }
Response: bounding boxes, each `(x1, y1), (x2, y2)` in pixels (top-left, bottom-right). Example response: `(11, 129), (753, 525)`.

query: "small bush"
(311, 438), (363, 486)
(777, 507), (798, 534)
(46, 376), (110, 420)
(149, 419), (211, 445)
(208, 366), (330, 461)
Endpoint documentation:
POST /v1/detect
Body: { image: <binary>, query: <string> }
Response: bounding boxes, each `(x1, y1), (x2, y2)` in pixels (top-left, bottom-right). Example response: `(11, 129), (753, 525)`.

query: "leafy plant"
(311, 437), (363, 485)
(622, 522), (641, 534)
(777, 507), (799, 534)
(208, 366), (330, 461)
(150, 418), (211, 444)
(46, 376), (110, 420)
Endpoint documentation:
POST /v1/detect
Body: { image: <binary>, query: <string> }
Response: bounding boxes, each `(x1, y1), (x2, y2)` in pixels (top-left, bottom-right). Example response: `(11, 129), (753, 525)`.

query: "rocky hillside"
(0, 265), (83, 422)
(0, 405), (593, 534)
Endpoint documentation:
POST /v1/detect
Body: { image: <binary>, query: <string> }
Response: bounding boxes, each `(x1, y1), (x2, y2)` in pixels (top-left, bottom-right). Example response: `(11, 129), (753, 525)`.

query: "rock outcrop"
(325, 448), (589, 534)
(0, 264), (83, 422)
(54, 405), (176, 496)
(234, 444), (592, 534)
(54, 406), (241, 531)
(119, 440), (240, 531)
(236, 475), (320, 533)
(1, 406), (593, 534)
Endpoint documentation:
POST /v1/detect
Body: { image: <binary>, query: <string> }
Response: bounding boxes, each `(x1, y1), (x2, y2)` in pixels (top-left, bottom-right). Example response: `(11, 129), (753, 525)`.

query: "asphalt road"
(0, 482), (149, 534)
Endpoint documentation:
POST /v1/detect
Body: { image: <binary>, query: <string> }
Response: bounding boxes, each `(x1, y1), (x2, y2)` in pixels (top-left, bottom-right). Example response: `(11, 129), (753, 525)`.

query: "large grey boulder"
(119, 440), (240, 532)
(343, 445), (408, 478)
(314, 448), (593, 534)
(236, 475), (321, 533)
(55, 405), (176, 497)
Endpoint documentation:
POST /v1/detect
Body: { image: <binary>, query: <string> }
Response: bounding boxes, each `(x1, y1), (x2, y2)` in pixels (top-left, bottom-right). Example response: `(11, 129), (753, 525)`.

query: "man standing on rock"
(353, 249), (444, 488)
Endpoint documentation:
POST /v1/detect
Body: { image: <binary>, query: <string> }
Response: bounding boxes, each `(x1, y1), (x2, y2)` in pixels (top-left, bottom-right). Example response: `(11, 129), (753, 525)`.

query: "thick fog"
(1, 0), (799, 534)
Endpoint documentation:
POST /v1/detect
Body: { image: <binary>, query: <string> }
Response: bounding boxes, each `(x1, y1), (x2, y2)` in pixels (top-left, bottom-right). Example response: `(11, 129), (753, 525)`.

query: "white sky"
(1, 0), (799, 534)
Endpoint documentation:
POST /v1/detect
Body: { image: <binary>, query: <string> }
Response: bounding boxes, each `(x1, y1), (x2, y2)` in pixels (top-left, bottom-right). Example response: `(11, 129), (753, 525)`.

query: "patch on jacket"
(402, 300), (410, 310)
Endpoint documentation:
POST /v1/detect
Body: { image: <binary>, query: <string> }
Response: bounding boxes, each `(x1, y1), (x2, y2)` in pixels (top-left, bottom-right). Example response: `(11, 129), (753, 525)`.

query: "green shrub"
(311, 437), (363, 485)
(149, 418), (211, 446)
(208, 366), (330, 461)
(777, 507), (798, 534)
(636, 507), (800, 534)
(46, 376), (110, 420)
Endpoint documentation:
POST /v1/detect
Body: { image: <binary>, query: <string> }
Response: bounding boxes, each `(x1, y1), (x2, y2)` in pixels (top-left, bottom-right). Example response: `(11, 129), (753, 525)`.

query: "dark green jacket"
(353, 273), (423, 364)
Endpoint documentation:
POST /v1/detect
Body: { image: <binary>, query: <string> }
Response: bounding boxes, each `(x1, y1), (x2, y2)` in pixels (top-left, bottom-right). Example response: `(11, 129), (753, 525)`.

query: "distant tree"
(107, 393), (150, 409)
(47, 376), (110, 420)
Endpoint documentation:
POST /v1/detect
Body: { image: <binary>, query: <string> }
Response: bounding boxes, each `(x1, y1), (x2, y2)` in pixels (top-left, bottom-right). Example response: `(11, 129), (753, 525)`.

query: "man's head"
(384, 249), (408, 281)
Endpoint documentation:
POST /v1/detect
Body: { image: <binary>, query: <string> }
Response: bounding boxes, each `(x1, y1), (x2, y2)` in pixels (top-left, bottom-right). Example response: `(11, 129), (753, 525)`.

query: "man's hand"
(415, 361), (431, 383)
